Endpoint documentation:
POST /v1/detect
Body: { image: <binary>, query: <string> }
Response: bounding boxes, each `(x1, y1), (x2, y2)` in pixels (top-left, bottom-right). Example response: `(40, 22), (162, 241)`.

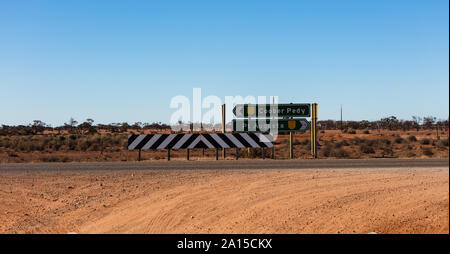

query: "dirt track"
(0, 166), (448, 234)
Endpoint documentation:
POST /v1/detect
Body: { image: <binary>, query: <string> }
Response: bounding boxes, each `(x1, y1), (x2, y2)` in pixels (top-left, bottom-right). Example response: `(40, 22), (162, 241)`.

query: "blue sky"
(0, 0), (448, 126)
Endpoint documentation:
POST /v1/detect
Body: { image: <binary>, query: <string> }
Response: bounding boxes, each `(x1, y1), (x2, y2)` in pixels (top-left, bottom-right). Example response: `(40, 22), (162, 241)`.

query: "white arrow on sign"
(298, 119), (310, 132)
(233, 104), (245, 118)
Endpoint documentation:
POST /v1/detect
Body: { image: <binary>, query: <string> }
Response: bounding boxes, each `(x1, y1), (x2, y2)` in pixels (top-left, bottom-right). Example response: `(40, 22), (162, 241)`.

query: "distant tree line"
(0, 116), (448, 136)
(0, 118), (171, 136)
(318, 116), (449, 131)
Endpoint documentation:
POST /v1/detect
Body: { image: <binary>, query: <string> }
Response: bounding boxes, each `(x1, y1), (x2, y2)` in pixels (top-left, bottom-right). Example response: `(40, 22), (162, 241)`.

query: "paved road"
(0, 158), (448, 172)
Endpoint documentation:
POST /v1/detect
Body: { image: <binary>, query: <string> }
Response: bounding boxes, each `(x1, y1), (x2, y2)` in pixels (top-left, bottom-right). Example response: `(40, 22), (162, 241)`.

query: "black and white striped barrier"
(128, 133), (273, 150)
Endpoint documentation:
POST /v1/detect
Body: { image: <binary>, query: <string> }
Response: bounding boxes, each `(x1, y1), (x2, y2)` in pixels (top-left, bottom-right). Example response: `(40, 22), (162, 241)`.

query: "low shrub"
(422, 148), (433, 157)
(407, 151), (416, 157)
(438, 139), (449, 147)
(332, 148), (348, 158)
(360, 144), (375, 154)
(337, 140), (350, 146)
(320, 146), (332, 157)
(394, 137), (404, 144)
(300, 139), (310, 146)
(421, 139), (431, 145)
(350, 137), (364, 145)
(407, 135), (417, 142)
(40, 156), (61, 162)
(8, 152), (18, 157)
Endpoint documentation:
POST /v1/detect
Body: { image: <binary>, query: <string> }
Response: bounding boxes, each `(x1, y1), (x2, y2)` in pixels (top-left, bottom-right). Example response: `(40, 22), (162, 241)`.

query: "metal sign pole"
(289, 132), (293, 159)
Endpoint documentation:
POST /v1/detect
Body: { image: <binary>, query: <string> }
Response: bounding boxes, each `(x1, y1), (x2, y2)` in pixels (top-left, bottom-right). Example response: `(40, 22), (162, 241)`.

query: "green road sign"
(233, 104), (310, 118)
(232, 119), (310, 133)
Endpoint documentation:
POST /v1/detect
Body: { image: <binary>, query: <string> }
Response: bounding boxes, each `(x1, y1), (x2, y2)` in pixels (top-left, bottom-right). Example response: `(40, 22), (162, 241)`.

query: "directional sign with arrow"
(232, 118), (310, 133)
(233, 104), (310, 118)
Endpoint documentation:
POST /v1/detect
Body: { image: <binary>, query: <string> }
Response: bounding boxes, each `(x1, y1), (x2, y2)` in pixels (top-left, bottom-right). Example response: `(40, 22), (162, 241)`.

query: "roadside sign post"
(222, 104), (226, 159)
(232, 103), (314, 160)
(187, 149), (190, 160)
(168, 149), (171, 161)
(311, 103), (318, 158)
(289, 132), (293, 159)
(138, 149), (141, 161)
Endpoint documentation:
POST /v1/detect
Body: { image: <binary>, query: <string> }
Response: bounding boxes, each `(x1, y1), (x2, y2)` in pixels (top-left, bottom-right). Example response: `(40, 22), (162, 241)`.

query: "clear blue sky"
(1, 0), (448, 126)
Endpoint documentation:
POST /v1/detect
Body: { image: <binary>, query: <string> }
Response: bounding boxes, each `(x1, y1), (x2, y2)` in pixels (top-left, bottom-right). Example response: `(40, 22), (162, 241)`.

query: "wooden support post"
(222, 104), (226, 159)
(138, 149), (141, 161)
(262, 147), (265, 159)
(187, 149), (190, 160)
(216, 148), (219, 160)
(167, 149), (171, 161)
(311, 103), (318, 158)
(272, 146), (275, 159)
(314, 102), (318, 158)
(235, 147), (239, 160)
(289, 132), (293, 159)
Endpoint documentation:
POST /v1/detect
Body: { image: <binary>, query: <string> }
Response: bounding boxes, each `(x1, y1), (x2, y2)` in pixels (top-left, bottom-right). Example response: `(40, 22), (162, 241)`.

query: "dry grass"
(0, 129), (448, 163)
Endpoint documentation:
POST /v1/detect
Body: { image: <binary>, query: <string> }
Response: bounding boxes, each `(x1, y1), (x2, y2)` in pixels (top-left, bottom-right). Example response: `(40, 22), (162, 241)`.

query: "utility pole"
(340, 104), (343, 131)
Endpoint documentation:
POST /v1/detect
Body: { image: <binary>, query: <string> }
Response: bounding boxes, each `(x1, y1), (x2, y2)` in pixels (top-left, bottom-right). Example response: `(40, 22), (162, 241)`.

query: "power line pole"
(340, 104), (343, 130)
